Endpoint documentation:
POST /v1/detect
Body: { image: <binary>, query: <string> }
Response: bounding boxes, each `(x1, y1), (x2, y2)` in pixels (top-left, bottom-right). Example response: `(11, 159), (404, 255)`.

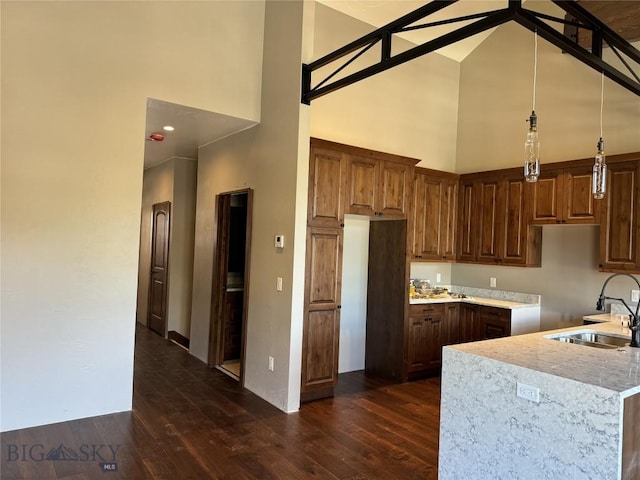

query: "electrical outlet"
(516, 382), (540, 403)
(632, 290), (640, 303)
(268, 356), (274, 371)
(436, 273), (441, 283)
(490, 277), (497, 288)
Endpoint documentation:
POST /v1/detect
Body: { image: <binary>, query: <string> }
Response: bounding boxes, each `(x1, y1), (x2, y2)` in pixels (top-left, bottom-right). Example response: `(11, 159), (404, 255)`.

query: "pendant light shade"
(524, 31), (540, 183)
(593, 137), (606, 199)
(524, 110), (540, 182)
(592, 73), (607, 199)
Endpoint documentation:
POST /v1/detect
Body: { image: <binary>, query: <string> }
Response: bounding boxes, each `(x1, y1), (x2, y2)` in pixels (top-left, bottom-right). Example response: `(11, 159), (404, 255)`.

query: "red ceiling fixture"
(149, 133), (165, 142)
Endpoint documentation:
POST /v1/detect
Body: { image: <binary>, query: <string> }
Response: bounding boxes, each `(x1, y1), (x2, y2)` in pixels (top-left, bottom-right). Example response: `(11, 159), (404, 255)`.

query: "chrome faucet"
(596, 273), (640, 348)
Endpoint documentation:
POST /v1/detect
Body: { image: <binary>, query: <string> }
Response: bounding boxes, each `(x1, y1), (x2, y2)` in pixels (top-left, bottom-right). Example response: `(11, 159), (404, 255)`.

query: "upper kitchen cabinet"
(307, 139), (347, 228)
(411, 168), (458, 262)
(530, 163), (601, 225)
(457, 170), (541, 267)
(345, 152), (417, 218)
(599, 158), (640, 272)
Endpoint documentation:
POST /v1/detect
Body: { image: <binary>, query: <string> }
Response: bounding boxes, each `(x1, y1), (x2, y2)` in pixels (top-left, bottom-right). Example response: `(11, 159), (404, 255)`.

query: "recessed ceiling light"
(163, 125), (175, 132)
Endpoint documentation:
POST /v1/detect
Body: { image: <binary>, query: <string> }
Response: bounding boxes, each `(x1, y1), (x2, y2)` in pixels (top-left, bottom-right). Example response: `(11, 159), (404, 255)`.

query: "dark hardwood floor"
(1, 323), (441, 479)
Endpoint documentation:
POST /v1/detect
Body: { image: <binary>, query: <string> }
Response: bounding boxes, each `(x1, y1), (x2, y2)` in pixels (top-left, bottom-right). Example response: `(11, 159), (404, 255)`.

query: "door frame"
(208, 188), (253, 386)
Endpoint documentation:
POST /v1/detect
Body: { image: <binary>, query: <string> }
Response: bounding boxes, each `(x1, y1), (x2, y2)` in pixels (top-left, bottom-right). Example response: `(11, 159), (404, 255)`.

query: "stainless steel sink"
(545, 330), (630, 349)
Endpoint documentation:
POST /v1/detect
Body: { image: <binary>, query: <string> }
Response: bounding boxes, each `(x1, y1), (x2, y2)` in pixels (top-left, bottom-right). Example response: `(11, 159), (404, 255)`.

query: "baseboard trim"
(168, 330), (190, 350)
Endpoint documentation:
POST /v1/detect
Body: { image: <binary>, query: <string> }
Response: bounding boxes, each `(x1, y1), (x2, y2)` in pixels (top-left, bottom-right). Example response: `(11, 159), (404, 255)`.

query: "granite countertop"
(409, 296), (536, 310)
(448, 321), (640, 396)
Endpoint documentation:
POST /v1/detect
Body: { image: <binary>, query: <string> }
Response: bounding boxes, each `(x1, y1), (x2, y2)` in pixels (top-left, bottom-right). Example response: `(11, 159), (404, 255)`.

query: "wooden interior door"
(209, 190), (253, 385)
(148, 201), (171, 336)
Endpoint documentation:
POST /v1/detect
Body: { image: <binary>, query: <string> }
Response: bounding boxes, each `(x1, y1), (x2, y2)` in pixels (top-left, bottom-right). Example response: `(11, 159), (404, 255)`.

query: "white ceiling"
(143, 98), (256, 169)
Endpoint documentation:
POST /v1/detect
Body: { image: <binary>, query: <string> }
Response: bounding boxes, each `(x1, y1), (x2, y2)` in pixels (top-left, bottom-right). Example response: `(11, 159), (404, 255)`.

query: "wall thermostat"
(275, 235), (285, 248)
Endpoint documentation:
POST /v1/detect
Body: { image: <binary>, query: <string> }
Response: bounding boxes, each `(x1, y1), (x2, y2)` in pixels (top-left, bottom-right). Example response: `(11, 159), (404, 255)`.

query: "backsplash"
(410, 280), (541, 305)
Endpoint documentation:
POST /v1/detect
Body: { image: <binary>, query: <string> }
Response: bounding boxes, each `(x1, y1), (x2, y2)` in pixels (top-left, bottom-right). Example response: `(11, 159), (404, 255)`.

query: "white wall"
(1, 0), (265, 432)
(339, 215), (369, 373)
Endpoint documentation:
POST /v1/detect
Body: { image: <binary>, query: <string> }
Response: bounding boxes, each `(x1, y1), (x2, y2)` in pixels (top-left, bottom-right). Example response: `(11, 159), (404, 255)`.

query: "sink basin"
(545, 330), (630, 349)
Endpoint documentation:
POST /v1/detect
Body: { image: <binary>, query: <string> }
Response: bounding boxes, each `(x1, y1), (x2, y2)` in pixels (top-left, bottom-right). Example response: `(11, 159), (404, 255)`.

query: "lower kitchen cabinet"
(478, 305), (511, 339)
(407, 303), (459, 378)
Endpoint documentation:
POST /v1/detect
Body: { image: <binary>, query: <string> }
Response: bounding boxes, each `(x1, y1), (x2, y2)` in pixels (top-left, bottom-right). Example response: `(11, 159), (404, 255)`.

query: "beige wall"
(189, 0), (313, 412)
(1, 0), (265, 432)
(452, 12), (640, 330)
(310, 3), (460, 171)
(452, 226), (634, 331)
(137, 160), (175, 327)
(167, 159), (197, 338)
(137, 158), (197, 338)
(456, 19), (640, 174)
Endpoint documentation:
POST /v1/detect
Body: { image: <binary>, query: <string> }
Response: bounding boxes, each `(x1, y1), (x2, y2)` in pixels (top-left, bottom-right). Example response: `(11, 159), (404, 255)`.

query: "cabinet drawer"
(409, 303), (446, 317)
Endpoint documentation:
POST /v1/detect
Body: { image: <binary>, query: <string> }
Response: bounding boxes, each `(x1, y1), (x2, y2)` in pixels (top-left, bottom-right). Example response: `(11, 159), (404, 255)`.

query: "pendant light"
(524, 31), (540, 183)
(592, 72), (607, 199)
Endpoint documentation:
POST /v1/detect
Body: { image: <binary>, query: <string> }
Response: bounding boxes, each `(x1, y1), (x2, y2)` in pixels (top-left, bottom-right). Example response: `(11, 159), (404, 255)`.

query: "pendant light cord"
(600, 72), (604, 138)
(532, 31), (538, 111)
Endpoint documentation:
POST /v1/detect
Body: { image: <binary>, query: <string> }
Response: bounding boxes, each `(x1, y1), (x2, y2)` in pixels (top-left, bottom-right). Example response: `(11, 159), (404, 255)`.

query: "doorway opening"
(209, 189), (253, 384)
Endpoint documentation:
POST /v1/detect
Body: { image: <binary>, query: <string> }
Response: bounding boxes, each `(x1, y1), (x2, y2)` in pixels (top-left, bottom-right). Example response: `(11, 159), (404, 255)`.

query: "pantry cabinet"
(307, 140), (347, 228)
(411, 168), (458, 261)
(301, 227), (343, 402)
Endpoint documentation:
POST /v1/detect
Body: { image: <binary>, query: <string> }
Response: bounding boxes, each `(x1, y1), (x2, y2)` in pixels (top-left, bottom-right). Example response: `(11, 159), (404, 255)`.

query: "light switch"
(275, 235), (285, 248)
(276, 277), (283, 291)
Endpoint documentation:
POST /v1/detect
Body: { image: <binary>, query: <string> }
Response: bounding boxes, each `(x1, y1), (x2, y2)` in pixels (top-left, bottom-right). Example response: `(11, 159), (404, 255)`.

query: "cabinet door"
(564, 166), (600, 224)
(600, 161), (640, 271)
(457, 180), (476, 262)
(501, 177), (527, 265)
(412, 172), (443, 260)
(379, 160), (411, 217)
(459, 304), (478, 343)
(441, 179), (458, 261)
(530, 171), (562, 224)
(308, 146), (346, 227)
(407, 316), (429, 374)
(425, 315), (444, 370)
(346, 155), (378, 216)
(301, 227), (343, 398)
(444, 303), (460, 346)
(476, 179), (501, 263)
(478, 306), (511, 340)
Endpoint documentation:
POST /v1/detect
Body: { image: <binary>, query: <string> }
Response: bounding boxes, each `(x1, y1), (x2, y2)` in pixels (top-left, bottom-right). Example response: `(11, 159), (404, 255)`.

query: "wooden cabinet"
(365, 220), (408, 381)
(599, 160), (640, 272)
(459, 303), (511, 343)
(457, 171), (542, 267)
(307, 140), (347, 227)
(346, 155), (414, 218)
(411, 168), (458, 261)
(478, 306), (511, 339)
(458, 303), (479, 344)
(530, 165), (601, 225)
(301, 227), (343, 402)
(407, 304), (445, 374)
